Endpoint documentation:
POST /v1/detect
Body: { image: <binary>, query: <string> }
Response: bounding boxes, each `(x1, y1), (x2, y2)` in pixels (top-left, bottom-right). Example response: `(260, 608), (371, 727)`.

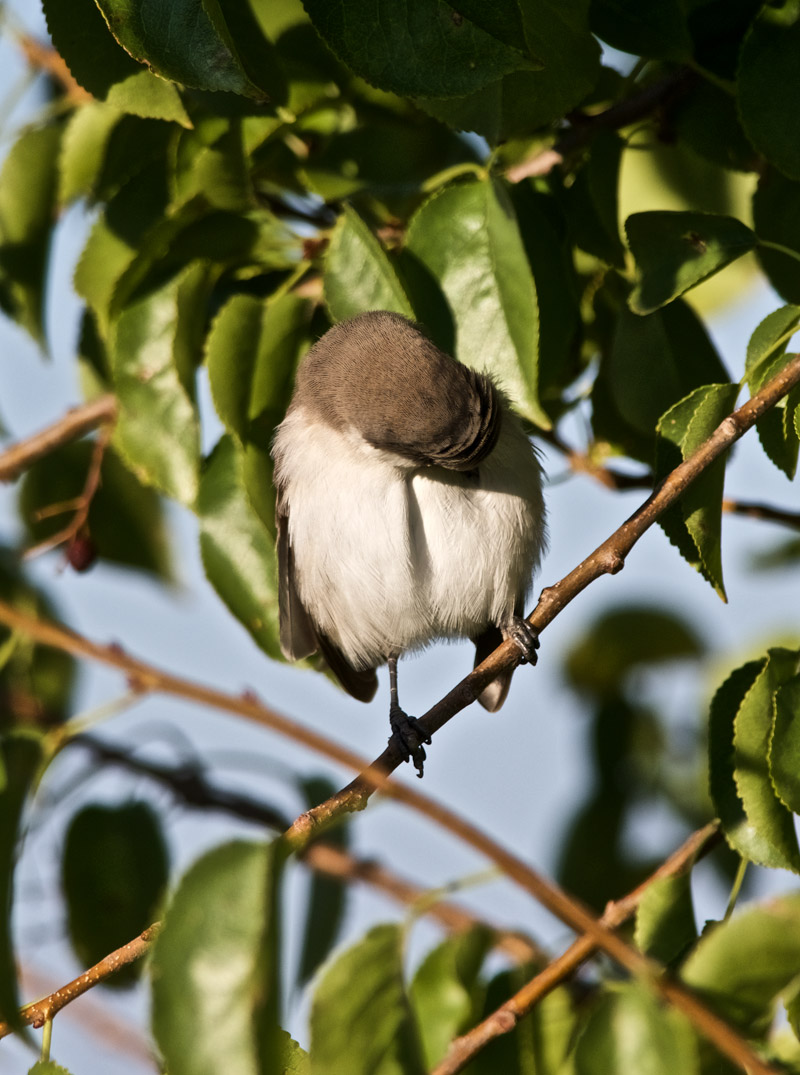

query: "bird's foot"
(504, 616), (540, 666)
(389, 706), (432, 778)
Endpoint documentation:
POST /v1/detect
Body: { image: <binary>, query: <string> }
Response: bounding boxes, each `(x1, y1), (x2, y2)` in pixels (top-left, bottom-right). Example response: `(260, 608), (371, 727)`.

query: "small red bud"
(67, 534), (97, 573)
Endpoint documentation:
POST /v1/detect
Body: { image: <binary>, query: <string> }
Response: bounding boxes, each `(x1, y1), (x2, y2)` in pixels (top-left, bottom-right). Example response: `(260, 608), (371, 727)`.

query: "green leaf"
(19, 443), (172, 580)
(324, 206), (415, 324)
(0, 732), (43, 1033)
(95, 0), (271, 100)
(739, 1), (800, 180)
(28, 1062), (76, 1075)
(626, 211), (756, 315)
(564, 131), (626, 268)
(408, 926), (492, 1068)
(406, 178), (548, 427)
(58, 102), (122, 206)
(110, 268), (203, 505)
(745, 305), (800, 386)
(302, 0), (539, 100)
(174, 119), (253, 212)
(588, 0), (692, 60)
(0, 123), (63, 343)
(105, 70), (193, 127)
(655, 383), (740, 598)
(732, 648), (800, 872)
(752, 169), (800, 304)
(62, 802), (169, 986)
(417, 0), (600, 141)
(681, 892), (800, 1034)
(572, 984), (698, 1075)
(297, 777), (349, 987)
(771, 674), (800, 813)
(310, 922), (424, 1075)
(151, 839), (287, 1075)
(634, 872), (697, 967)
(196, 436), (282, 659)
(565, 605), (704, 698)
(672, 81), (757, 173)
(43, 0), (143, 98)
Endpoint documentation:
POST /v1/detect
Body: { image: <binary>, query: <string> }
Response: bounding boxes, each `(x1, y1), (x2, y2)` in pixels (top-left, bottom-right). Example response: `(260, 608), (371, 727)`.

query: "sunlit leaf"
(634, 872), (697, 967)
(324, 206), (415, 323)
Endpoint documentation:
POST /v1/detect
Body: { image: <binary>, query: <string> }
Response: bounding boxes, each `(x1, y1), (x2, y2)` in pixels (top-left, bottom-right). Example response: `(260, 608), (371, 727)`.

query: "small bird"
(272, 311), (547, 775)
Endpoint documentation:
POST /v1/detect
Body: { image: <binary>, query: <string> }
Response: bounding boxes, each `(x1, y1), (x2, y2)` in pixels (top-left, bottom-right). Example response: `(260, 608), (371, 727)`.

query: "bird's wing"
(472, 624), (514, 712)
(276, 494), (317, 661)
(277, 495), (379, 703)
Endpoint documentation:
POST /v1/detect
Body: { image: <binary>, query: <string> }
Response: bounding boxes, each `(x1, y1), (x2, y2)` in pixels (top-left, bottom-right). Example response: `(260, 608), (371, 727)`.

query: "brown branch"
(435, 821), (721, 1075)
(506, 69), (698, 183)
(0, 396), (117, 484)
(0, 925), (159, 1038)
(723, 498), (800, 530)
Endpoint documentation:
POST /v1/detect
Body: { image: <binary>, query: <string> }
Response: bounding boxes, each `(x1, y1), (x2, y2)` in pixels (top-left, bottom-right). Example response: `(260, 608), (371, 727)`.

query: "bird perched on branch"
(272, 311), (547, 776)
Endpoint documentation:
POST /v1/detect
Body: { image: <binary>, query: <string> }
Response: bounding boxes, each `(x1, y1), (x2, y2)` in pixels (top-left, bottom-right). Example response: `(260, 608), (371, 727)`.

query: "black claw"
(506, 616), (540, 665)
(389, 706), (432, 777)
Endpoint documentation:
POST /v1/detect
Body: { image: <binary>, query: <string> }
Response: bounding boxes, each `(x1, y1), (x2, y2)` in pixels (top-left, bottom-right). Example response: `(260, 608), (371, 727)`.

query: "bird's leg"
(387, 655), (431, 778)
(502, 616), (540, 666)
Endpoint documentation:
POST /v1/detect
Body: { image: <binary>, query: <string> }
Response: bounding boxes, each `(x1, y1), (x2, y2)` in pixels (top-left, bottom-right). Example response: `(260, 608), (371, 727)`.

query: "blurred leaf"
(635, 872), (697, 967)
(324, 206), (415, 323)
(752, 169), (800, 303)
(27, 1063), (75, 1075)
(406, 178), (548, 427)
(588, 0), (692, 59)
(626, 211), (756, 315)
(62, 802), (169, 987)
(732, 648), (800, 872)
(105, 69), (193, 127)
(19, 443), (172, 580)
(565, 131), (626, 268)
(58, 103), (122, 206)
(408, 926), (492, 1068)
(0, 552), (76, 729)
(110, 267), (203, 505)
(310, 922), (425, 1075)
(302, 0), (539, 99)
(297, 777), (349, 987)
(0, 731), (43, 1033)
(174, 119), (253, 212)
(151, 839), (289, 1075)
(681, 892), (800, 1034)
(673, 82), (757, 173)
(572, 984), (698, 1074)
(750, 536), (800, 573)
(655, 383), (739, 598)
(771, 675), (800, 813)
(197, 436), (282, 659)
(738, 1), (800, 180)
(0, 123), (63, 343)
(565, 605), (704, 698)
(95, 0), (274, 100)
(596, 299), (728, 461)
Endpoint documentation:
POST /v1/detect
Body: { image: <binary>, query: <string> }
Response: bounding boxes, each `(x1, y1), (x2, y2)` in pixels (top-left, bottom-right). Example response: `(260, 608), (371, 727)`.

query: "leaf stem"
(723, 857), (748, 921)
(758, 239), (800, 267)
(40, 1017), (52, 1062)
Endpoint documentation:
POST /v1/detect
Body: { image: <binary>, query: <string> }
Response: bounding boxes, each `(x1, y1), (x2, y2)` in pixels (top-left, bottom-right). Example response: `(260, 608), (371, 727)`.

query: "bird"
(271, 310), (547, 776)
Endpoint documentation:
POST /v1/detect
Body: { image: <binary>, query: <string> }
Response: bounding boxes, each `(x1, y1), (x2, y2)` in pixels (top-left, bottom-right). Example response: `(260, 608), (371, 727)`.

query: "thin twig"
(722, 499), (800, 530)
(0, 396), (117, 483)
(434, 821), (721, 1074)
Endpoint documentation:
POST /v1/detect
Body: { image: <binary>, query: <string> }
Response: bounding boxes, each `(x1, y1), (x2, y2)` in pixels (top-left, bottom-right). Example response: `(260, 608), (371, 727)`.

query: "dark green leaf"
(302, 0), (539, 100)
(739, 1), (800, 180)
(297, 777), (349, 987)
(589, 0), (692, 59)
(0, 123), (63, 343)
(732, 648), (800, 872)
(151, 839), (287, 1075)
(771, 673), (800, 813)
(673, 82), (757, 173)
(408, 926), (492, 1068)
(745, 305), (800, 386)
(573, 985), (698, 1074)
(196, 436), (282, 659)
(62, 802), (169, 986)
(627, 211), (756, 315)
(564, 131), (626, 268)
(752, 169), (800, 303)
(95, 0), (270, 100)
(310, 922), (425, 1075)
(681, 892), (800, 1033)
(110, 267), (203, 505)
(635, 872), (697, 967)
(655, 383), (740, 598)
(406, 178), (548, 427)
(565, 605), (704, 698)
(19, 443), (172, 579)
(43, 0), (143, 97)
(324, 206), (415, 323)
(0, 731), (43, 1033)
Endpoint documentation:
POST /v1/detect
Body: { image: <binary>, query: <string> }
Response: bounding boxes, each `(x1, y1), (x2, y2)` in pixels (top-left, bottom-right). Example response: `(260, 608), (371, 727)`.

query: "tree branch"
(434, 821), (721, 1074)
(0, 396), (117, 483)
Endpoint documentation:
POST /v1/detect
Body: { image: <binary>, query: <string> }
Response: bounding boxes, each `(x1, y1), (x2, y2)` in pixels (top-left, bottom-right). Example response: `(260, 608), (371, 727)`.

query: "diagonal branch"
(0, 396), (117, 483)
